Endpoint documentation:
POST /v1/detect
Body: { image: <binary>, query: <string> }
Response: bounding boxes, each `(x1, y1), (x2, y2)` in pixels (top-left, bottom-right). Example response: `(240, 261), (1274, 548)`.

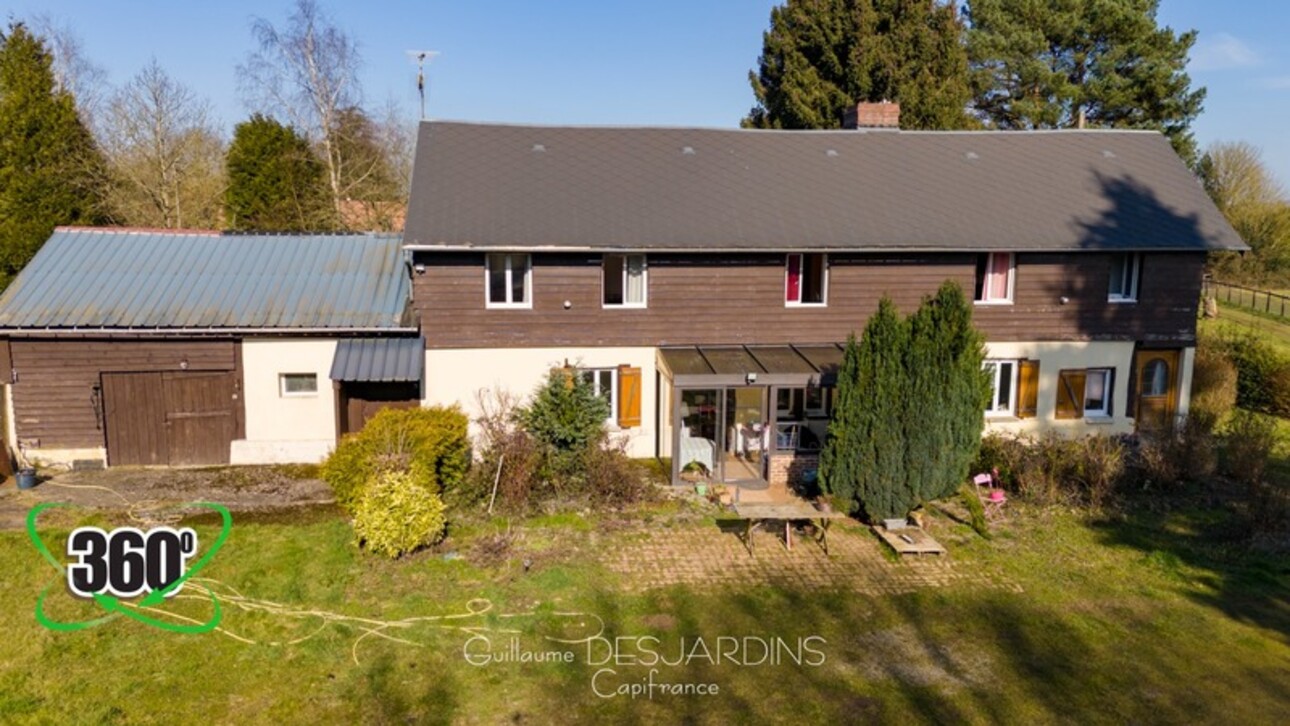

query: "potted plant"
(680, 460), (709, 483)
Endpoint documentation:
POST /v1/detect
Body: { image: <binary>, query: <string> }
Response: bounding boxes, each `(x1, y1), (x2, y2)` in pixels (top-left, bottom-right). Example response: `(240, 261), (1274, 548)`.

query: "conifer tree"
(224, 114), (333, 231)
(745, 0), (973, 130)
(0, 23), (106, 289)
(819, 333), (864, 507)
(966, 0), (1205, 164)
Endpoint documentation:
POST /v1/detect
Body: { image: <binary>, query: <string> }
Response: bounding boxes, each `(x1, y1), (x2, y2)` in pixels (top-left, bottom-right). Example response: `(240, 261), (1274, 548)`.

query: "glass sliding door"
(721, 387), (767, 483)
(677, 389), (719, 480)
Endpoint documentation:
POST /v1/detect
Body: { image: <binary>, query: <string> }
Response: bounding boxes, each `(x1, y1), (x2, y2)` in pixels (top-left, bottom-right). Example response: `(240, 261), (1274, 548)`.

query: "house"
(401, 106), (1246, 487)
(0, 228), (421, 467)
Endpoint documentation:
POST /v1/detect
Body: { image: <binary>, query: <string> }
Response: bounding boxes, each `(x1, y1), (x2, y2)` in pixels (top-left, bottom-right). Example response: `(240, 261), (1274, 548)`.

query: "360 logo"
(26, 502), (232, 634)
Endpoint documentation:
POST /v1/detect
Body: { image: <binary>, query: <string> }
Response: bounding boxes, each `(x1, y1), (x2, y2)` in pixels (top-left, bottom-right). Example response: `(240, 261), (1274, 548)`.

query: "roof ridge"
(421, 119), (1164, 136)
(55, 225), (222, 236)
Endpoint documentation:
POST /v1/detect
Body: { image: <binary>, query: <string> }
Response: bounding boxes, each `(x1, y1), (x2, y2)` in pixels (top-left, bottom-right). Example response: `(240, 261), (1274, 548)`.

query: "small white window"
(1108, 254), (1140, 302)
(280, 373), (318, 397)
(1084, 368), (1111, 416)
(603, 254), (647, 307)
(580, 368), (618, 424)
(984, 360), (1017, 416)
(785, 253), (827, 306)
(974, 252), (1015, 304)
(486, 253), (531, 308)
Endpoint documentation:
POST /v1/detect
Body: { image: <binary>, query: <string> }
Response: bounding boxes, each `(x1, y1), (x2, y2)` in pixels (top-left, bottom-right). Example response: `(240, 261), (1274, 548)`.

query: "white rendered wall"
(983, 340), (1138, 437)
(232, 338), (338, 464)
(424, 347), (658, 458)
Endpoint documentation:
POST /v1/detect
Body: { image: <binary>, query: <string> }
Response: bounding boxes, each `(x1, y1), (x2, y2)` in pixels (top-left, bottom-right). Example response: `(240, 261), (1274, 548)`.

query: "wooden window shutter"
(1055, 370), (1086, 420)
(1017, 359), (1040, 419)
(617, 365), (642, 428)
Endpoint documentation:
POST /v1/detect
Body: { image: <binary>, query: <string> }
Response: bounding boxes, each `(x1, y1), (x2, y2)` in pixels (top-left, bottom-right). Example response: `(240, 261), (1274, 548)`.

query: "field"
(1, 490), (1287, 724)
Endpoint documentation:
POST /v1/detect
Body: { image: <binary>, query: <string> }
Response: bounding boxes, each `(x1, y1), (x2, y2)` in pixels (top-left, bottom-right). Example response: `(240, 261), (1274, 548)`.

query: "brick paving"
(605, 520), (1021, 594)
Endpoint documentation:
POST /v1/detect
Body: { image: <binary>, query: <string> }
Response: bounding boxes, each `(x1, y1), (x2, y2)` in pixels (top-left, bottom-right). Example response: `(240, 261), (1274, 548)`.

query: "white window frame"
(1108, 253), (1141, 303)
(485, 253), (532, 309)
(975, 252), (1015, 305)
(1083, 368), (1112, 417)
(601, 254), (648, 309)
(580, 368), (618, 426)
(984, 360), (1018, 417)
(784, 253), (829, 307)
(279, 373), (318, 398)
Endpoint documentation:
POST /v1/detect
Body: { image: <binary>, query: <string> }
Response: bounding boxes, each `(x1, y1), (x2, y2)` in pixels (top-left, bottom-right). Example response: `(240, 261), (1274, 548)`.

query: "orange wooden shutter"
(617, 365), (642, 428)
(1017, 359), (1040, 419)
(1055, 370), (1085, 420)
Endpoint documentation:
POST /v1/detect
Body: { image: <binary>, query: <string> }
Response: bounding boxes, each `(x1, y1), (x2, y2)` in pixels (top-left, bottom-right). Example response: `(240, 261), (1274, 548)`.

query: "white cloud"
(1190, 32), (1260, 71)
(1257, 76), (1290, 90)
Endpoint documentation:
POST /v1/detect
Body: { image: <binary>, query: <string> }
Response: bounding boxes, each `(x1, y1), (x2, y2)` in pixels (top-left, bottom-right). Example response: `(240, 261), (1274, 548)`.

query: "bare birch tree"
(239, 0), (383, 224)
(101, 60), (225, 228)
(27, 14), (108, 127)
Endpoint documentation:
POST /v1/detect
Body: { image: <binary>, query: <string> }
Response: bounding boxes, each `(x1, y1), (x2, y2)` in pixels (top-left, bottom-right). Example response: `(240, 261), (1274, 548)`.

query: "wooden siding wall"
(9, 339), (239, 449)
(413, 252), (1206, 348)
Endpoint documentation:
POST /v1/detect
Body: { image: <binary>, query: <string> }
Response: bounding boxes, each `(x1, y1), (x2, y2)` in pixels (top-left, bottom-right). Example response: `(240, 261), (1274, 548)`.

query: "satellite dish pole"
(407, 50), (440, 120)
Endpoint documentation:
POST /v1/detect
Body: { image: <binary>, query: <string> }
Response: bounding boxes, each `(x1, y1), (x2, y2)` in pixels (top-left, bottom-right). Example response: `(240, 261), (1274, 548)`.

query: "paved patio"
(605, 515), (1021, 594)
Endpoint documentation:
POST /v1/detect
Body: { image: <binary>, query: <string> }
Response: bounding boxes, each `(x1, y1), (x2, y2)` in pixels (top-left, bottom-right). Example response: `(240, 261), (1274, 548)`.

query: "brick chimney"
(842, 100), (901, 129)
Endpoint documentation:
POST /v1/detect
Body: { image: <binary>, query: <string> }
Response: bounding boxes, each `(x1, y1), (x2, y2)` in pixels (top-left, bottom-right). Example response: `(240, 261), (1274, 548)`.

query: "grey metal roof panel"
(0, 229), (411, 330)
(330, 337), (425, 382)
(404, 122), (1247, 253)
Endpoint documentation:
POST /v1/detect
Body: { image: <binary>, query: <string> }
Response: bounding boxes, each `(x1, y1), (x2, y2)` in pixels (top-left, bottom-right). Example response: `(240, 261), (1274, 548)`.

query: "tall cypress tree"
(0, 23), (106, 289)
(745, 0), (973, 130)
(821, 297), (911, 518)
(966, 0), (1205, 164)
(906, 281), (990, 505)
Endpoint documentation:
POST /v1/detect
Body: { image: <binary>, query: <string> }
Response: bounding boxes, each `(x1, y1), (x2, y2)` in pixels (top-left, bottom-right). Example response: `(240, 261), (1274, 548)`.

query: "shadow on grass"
(1088, 486), (1290, 638)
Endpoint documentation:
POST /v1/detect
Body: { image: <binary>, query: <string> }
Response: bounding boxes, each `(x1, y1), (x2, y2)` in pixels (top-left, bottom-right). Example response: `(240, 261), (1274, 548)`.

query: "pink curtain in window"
(786, 255), (801, 301)
(987, 253), (1010, 300)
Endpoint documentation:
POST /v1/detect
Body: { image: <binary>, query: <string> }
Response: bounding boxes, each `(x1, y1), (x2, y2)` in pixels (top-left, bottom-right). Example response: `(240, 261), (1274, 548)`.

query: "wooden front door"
(1133, 349), (1181, 430)
(102, 371), (237, 466)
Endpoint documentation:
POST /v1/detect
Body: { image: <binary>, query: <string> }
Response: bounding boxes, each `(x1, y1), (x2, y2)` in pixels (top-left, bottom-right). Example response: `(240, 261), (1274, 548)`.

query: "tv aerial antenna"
(407, 50), (440, 120)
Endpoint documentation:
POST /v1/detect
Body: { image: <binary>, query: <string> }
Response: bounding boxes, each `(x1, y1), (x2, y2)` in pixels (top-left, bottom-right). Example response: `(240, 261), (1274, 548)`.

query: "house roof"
(403, 121), (1246, 253)
(0, 228), (413, 331)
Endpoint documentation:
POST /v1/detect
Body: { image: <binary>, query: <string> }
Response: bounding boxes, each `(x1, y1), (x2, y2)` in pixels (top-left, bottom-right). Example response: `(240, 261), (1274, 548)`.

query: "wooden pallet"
(874, 526), (946, 556)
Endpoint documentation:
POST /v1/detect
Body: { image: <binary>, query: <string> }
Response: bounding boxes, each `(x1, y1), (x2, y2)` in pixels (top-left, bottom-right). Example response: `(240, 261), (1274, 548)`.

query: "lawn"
(1199, 301), (1290, 356)
(0, 494), (1287, 725)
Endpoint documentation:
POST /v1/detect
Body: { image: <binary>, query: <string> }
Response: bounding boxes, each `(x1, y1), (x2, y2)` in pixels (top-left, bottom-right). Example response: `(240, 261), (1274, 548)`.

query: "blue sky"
(9, 1), (1290, 184)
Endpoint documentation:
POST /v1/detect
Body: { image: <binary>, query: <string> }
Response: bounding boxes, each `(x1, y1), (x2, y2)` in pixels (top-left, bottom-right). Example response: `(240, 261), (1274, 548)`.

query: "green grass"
(1, 499), (1286, 724)
(1200, 301), (1290, 356)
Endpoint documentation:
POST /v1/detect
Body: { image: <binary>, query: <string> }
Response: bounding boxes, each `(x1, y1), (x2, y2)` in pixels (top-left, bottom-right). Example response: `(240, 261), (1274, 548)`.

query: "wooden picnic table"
(731, 501), (850, 555)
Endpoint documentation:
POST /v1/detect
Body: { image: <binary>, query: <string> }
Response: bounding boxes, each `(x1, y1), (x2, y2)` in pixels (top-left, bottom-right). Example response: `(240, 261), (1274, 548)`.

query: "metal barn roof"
(0, 228), (413, 331)
(330, 337), (425, 382)
(404, 121), (1246, 253)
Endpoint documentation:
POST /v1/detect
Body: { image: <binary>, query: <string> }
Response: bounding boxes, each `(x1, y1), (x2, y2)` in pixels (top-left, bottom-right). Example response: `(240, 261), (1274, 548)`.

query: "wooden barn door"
(102, 371), (236, 466)
(337, 382), (420, 437)
(163, 371), (235, 465)
(102, 372), (167, 466)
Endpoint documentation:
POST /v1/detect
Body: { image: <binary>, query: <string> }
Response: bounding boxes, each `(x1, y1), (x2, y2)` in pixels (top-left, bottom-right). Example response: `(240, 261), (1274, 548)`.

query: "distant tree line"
(0, 1), (412, 288)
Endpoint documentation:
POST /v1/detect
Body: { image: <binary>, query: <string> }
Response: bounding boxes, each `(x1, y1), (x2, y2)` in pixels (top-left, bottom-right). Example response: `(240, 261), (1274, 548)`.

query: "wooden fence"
(1204, 279), (1290, 321)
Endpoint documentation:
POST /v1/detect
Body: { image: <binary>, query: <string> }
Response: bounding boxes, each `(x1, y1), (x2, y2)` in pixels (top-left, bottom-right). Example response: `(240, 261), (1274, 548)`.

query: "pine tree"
(0, 23), (106, 289)
(744, 0), (973, 130)
(966, 0), (1205, 164)
(224, 114), (333, 231)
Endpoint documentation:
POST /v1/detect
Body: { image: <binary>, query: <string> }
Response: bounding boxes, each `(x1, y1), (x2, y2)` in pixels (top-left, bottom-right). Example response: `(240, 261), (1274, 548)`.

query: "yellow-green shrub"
(322, 406), (469, 513)
(353, 470), (447, 558)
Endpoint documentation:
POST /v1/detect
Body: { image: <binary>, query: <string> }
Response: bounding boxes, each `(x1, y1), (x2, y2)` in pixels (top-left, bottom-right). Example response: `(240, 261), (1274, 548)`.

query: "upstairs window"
(1108, 253), (1141, 302)
(974, 252), (1014, 304)
(486, 253), (531, 308)
(786, 253), (827, 306)
(603, 254), (647, 307)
